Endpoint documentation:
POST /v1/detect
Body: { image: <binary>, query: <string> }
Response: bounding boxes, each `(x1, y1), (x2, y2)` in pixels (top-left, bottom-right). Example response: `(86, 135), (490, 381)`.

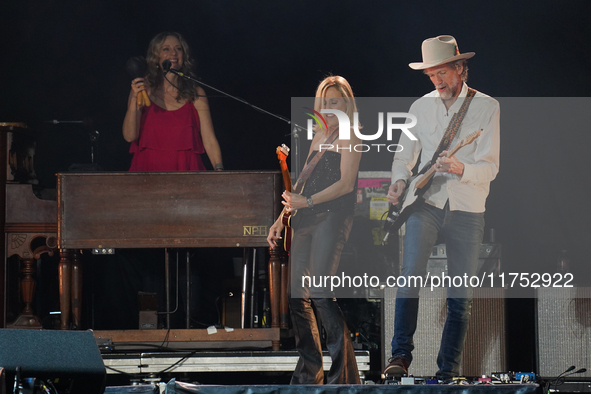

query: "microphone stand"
(292, 126), (301, 180)
(545, 366), (587, 392)
(166, 68), (308, 330)
(166, 68), (307, 178)
(45, 119), (100, 169)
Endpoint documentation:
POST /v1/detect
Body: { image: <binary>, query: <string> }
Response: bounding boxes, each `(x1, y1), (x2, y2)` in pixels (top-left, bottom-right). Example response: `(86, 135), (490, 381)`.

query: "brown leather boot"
(384, 356), (409, 376)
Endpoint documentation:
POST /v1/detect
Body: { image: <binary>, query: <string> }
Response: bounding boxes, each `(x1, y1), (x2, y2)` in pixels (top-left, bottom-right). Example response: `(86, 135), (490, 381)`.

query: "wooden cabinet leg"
(71, 251), (82, 329)
(20, 258), (36, 315)
(6, 257), (41, 328)
(59, 249), (72, 330)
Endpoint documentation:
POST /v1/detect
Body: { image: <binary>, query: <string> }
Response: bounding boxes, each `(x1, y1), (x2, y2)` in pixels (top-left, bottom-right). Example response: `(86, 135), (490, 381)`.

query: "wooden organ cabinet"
(2, 125), (289, 350)
(1, 123), (58, 329)
(57, 171), (287, 349)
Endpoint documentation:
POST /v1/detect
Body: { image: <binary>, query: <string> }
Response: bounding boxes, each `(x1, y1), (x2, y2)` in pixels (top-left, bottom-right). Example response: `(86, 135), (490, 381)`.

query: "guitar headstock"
(276, 144), (290, 161)
(460, 130), (482, 147)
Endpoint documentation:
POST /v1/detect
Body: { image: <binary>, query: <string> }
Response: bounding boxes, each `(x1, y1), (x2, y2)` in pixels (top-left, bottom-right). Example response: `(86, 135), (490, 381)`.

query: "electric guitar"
(276, 144), (292, 251)
(382, 130), (482, 243)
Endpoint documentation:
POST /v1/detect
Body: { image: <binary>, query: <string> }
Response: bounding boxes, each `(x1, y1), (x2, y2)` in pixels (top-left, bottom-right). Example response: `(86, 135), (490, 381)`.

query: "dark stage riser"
(165, 380), (540, 394)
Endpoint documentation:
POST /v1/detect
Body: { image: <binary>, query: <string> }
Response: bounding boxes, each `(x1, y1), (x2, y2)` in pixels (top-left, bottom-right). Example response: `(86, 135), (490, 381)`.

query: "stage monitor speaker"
(0, 329), (106, 394)
(536, 287), (591, 378)
(1, 367), (5, 394)
(382, 256), (506, 377)
(104, 385), (159, 394)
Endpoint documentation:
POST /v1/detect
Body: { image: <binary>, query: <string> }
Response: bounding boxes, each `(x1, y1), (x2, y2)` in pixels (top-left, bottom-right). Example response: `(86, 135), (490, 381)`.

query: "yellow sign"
(243, 226), (268, 237)
(370, 197), (389, 220)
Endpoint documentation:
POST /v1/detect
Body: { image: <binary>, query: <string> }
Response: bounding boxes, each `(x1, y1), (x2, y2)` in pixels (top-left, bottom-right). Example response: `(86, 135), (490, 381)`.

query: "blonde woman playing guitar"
(266, 76), (362, 385)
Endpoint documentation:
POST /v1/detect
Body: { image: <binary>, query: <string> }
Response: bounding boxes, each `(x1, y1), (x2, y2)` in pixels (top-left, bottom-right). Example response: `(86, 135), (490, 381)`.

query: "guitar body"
(280, 210), (292, 251)
(382, 130), (482, 244)
(399, 174), (426, 212)
(383, 173), (430, 235)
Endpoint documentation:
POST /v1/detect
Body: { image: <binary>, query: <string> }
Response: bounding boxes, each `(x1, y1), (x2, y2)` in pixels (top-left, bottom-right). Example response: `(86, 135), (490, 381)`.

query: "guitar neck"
(415, 138), (472, 189)
(280, 161), (292, 192)
(417, 166), (437, 188)
(446, 140), (465, 158)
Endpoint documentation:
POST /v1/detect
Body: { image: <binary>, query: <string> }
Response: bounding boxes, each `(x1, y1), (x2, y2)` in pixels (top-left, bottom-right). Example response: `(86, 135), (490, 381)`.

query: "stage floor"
(104, 380), (543, 394)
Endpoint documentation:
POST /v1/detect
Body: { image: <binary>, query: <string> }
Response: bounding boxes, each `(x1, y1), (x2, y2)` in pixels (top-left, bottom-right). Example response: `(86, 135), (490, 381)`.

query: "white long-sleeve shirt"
(391, 83), (500, 213)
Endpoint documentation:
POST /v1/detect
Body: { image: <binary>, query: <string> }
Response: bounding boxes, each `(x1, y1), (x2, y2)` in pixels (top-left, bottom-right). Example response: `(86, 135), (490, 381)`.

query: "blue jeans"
(391, 202), (484, 378)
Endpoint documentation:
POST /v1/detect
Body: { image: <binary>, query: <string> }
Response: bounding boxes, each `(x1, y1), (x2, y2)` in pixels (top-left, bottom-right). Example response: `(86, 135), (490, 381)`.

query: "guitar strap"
(429, 87), (477, 165)
(292, 128), (340, 194)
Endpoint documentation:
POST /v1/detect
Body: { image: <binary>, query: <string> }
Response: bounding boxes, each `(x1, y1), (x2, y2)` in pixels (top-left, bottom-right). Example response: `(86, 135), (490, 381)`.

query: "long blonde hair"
(145, 31), (198, 102)
(313, 76), (359, 131)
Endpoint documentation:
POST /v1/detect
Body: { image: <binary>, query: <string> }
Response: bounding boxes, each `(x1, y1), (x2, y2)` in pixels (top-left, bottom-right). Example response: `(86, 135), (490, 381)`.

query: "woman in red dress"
(118, 32), (224, 330)
(123, 32), (223, 171)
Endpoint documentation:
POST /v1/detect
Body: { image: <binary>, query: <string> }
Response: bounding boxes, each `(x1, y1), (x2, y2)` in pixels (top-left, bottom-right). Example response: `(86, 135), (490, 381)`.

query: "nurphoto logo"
(304, 109), (417, 153)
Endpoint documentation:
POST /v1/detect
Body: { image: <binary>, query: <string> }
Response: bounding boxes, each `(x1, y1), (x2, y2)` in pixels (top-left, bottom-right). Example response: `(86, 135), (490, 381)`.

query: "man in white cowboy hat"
(384, 35), (500, 380)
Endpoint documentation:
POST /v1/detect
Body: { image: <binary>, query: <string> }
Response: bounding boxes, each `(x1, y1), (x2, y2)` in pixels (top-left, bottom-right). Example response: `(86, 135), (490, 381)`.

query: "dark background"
(2, 0), (591, 375)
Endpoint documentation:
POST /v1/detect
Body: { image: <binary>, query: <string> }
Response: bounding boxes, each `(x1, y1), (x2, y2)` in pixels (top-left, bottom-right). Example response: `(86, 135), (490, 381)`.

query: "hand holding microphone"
(125, 56), (151, 107)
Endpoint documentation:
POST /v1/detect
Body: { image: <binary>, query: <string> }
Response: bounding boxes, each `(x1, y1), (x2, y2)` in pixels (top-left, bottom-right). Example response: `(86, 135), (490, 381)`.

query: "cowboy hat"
(409, 35), (475, 70)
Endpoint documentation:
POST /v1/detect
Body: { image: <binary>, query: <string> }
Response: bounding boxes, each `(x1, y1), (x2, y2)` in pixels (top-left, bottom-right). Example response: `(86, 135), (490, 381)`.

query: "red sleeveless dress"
(129, 101), (206, 171)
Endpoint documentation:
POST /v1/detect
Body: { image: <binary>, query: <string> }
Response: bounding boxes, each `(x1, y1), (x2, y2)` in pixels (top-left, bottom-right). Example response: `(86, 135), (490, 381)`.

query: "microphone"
(550, 365), (577, 386)
(547, 365), (587, 392)
(565, 367), (587, 376)
(162, 59), (172, 73)
(552, 365), (576, 383)
(125, 56), (151, 107)
(561, 366), (576, 375)
(161, 59), (189, 78)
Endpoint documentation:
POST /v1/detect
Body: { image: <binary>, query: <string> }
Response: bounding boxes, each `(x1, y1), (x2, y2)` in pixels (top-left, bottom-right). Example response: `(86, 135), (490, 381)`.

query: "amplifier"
(382, 245), (506, 377)
(536, 287), (591, 378)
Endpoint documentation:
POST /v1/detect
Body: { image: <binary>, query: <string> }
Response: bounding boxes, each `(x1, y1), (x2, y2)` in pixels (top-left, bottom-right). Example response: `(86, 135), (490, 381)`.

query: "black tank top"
(301, 151), (357, 215)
